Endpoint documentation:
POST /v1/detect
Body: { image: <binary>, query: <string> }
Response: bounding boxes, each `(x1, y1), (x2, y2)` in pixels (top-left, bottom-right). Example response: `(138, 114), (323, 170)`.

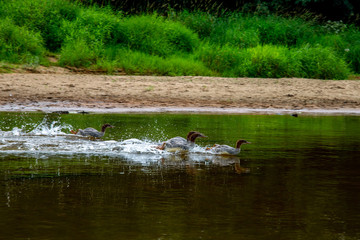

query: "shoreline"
(1, 102), (360, 115)
(1, 73), (359, 115)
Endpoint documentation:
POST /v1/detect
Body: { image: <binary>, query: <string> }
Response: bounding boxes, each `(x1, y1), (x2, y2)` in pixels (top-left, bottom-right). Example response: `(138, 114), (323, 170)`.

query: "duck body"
(210, 144), (241, 155)
(163, 136), (190, 151)
(71, 123), (114, 139)
(77, 127), (105, 138)
(208, 140), (250, 156)
(157, 131), (207, 152)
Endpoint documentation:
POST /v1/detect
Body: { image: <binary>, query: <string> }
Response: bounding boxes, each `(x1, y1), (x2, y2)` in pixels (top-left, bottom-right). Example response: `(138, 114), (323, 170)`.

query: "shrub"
(113, 14), (200, 57)
(170, 10), (217, 39)
(196, 43), (246, 75)
(345, 46), (360, 73)
(0, 0), (80, 51)
(174, 11), (260, 49)
(340, 28), (360, 73)
(245, 45), (294, 78)
(255, 15), (316, 46)
(102, 47), (212, 76)
(0, 18), (45, 63)
(307, 26), (360, 74)
(61, 6), (121, 47)
(222, 28), (260, 49)
(197, 44), (301, 78)
(59, 6), (121, 67)
(59, 38), (98, 67)
(294, 45), (350, 79)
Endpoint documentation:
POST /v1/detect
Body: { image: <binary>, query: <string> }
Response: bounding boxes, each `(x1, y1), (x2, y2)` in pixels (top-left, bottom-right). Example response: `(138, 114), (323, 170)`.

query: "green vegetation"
(0, 0), (360, 79)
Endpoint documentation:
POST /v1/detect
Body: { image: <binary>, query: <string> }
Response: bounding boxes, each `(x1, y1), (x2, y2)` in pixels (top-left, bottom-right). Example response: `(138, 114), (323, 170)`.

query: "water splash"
(30, 119), (72, 136)
(0, 117), (230, 165)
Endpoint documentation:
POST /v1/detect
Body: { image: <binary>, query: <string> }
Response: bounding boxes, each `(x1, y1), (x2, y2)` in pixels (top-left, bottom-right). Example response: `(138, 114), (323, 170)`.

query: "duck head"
(188, 132), (207, 143)
(236, 139), (251, 148)
(101, 123), (114, 132)
(186, 131), (197, 141)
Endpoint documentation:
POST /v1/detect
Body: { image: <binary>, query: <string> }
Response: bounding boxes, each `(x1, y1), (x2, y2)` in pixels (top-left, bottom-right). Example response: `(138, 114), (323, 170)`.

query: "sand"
(1, 68), (359, 114)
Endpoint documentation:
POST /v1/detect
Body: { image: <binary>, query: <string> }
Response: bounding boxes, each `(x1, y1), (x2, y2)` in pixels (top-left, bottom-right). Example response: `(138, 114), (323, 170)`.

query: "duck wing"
(165, 137), (189, 150)
(212, 145), (239, 155)
(79, 128), (103, 138)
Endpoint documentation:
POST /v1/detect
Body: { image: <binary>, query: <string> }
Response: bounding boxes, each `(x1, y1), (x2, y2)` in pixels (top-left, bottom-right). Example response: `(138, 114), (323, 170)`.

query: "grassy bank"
(0, 0), (359, 79)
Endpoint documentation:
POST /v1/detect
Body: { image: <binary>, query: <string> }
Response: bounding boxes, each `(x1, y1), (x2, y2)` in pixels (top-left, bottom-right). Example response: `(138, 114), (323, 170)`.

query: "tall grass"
(0, 0), (80, 51)
(113, 14), (200, 57)
(0, 0), (359, 79)
(0, 18), (45, 64)
(98, 46), (213, 76)
(173, 12), (317, 47)
(294, 45), (350, 79)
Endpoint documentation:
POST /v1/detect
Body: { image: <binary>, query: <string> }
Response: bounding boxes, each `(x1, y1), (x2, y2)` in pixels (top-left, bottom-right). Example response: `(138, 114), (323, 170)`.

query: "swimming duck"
(70, 123), (114, 139)
(206, 139), (250, 155)
(156, 131), (207, 152)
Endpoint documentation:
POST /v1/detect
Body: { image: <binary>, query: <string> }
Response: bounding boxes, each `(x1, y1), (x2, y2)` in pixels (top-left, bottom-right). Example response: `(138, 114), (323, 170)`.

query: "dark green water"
(0, 112), (359, 239)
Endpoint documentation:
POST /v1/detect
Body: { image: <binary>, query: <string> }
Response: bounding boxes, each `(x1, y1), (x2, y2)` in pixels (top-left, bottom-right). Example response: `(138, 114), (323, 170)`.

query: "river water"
(0, 112), (359, 239)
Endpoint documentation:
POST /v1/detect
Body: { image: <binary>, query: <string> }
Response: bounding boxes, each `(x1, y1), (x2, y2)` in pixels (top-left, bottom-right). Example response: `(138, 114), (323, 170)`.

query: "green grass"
(0, 0), (360, 79)
(98, 47), (213, 76)
(0, 18), (45, 64)
(0, 0), (79, 51)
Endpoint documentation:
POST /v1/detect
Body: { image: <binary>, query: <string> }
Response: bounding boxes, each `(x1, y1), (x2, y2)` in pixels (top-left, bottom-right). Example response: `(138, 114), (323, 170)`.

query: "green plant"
(255, 15), (316, 46)
(170, 10), (217, 39)
(245, 45), (293, 78)
(344, 45), (360, 73)
(0, 18), (45, 63)
(294, 45), (350, 79)
(0, 0), (80, 51)
(101, 47), (212, 76)
(59, 38), (98, 67)
(113, 14), (200, 57)
(196, 43), (246, 75)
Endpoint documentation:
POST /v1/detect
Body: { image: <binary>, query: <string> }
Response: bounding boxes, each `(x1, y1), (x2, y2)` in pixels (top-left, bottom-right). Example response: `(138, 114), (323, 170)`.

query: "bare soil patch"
(1, 71), (359, 113)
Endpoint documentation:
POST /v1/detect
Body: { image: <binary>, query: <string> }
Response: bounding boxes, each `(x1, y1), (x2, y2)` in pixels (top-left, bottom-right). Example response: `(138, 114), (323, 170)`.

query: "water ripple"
(0, 123), (222, 164)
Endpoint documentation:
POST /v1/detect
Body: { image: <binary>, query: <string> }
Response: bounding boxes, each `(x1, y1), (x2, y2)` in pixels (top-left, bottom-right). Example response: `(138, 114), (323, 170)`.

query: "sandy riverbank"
(1, 70), (359, 114)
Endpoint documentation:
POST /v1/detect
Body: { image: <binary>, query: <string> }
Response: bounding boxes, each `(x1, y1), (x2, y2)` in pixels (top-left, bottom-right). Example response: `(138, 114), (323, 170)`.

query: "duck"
(156, 131), (207, 152)
(206, 139), (250, 156)
(70, 123), (114, 139)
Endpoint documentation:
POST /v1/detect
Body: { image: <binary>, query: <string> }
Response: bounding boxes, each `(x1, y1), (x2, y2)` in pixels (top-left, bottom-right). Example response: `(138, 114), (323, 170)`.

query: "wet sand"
(1, 71), (360, 114)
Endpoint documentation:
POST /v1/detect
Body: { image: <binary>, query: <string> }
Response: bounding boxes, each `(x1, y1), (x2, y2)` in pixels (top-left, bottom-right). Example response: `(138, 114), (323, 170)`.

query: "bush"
(294, 46), (350, 79)
(306, 25), (360, 74)
(245, 45), (295, 78)
(59, 6), (121, 67)
(61, 6), (121, 47)
(170, 10), (217, 39)
(0, 0), (80, 51)
(196, 43), (246, 76)
(256, 15), (317, 46)
(101, 47), (212, 76)
(345, 46), (360, 73)
(0, 18), (45, 63)
(197, 44), (298, 78)
(113, 14), (200, 57)
(59, 38), (98, 67)
(0, 1), (358, 79)
(340, 28), (360, 73)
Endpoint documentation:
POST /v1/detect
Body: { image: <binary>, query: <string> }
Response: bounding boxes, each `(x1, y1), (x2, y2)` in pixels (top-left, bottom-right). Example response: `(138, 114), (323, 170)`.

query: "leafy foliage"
(0, 0), (359, 79)
(113, 14), (200, 57)
(0, 18), (45, 63)
(0, 0), (79, 51)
